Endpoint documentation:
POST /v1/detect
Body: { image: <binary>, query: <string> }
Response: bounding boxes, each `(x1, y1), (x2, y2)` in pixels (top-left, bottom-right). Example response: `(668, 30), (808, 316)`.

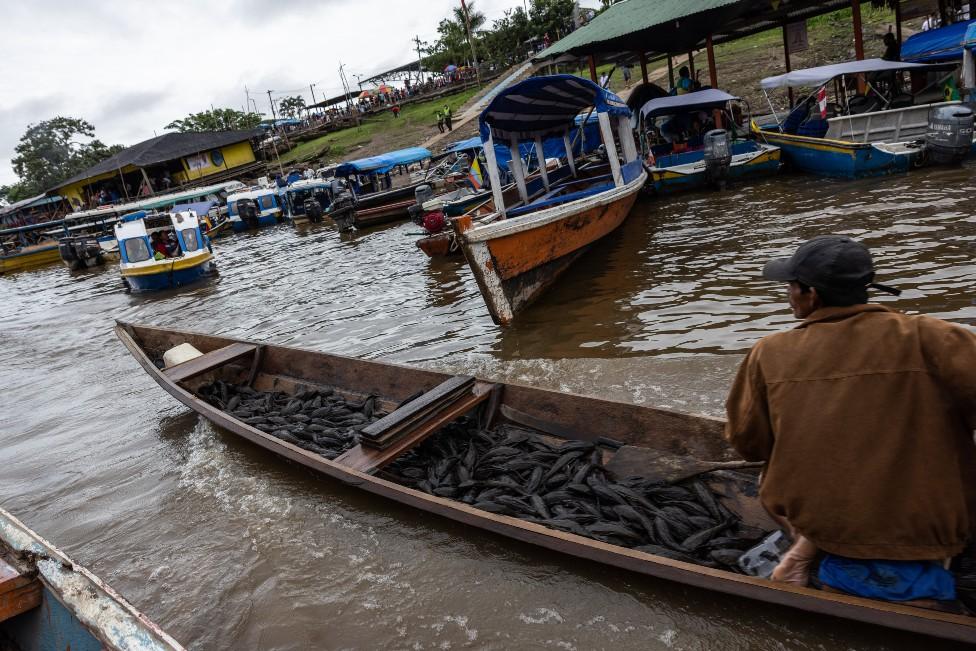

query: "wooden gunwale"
(115, 322), (976, 644)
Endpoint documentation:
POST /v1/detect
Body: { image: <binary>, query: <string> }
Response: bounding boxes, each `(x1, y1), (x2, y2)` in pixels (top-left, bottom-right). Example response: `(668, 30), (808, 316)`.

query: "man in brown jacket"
(725, 235), (976, 594)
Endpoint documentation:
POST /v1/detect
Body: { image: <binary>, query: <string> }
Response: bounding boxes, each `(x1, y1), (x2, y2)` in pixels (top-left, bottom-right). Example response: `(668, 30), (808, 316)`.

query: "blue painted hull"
(652, 157), (782, 194)
(124, 259), (214, 292)
(230, 214), (280, 232)
(756, 127), (919, 179)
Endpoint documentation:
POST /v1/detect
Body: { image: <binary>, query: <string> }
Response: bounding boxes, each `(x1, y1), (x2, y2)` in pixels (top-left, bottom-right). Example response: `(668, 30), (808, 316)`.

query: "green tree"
(530, 0), (576, 41)
(165, 108), (263, 132)
(481, 7), (533, 65)
(9, 117), (124, 197)
(278, 96), (307, 119)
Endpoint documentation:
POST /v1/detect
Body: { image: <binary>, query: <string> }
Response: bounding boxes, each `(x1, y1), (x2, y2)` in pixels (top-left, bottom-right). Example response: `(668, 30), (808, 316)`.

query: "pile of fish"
(198, 380), (385, 458)
(199, 381), (764, 571)
(385, 418), (765, 571)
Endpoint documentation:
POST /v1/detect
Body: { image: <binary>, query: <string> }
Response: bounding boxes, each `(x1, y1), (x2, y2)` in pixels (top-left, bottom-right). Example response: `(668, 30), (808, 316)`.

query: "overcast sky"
(0, 0), (600, 186)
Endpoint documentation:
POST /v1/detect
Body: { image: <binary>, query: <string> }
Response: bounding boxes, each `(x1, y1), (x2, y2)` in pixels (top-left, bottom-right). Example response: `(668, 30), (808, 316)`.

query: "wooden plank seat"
(335, 380), (494, 474)
(0, 556), (41, 624)
(163, 342), (257, 384)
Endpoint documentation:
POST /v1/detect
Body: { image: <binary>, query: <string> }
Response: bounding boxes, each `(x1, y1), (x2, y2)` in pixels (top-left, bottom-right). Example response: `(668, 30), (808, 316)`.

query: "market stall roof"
(51, 130), (263, 192)
(902, 19), (976, 62)
(335, 147), (432, 176)
(0, 193), (63, 217)
(760, 58), (953, 89)
(479, 75), (628, 143)
(640, 89), (739, 119)
(532, 0), (856, 63)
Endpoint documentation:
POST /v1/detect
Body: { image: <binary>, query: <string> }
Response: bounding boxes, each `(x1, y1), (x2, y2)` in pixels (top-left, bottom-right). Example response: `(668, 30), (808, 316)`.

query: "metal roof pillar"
(852, 0), (866, 93)
(782, 24), (795, 109)
(639, 51), (649, 84)
(588, 54), (598, 83)
(706, 34), (722, 129)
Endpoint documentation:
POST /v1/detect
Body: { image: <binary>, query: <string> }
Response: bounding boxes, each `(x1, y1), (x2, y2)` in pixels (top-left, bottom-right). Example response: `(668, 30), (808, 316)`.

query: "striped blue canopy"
(479, 74), (630, 143)
(335, 147), (432, 176)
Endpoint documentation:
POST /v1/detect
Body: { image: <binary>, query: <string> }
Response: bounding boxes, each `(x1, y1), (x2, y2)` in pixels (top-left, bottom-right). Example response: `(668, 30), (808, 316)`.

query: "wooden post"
(852, 0), (866, 93)
(534, 136), (549, 190)
(639, 52), (649, 84)
(688, 50), (695, 77)
(588, 54), (598, 83)
(508, 139), (529, 204)
(667, 55), (675, 88)
(482, 133), (506, 218)
(706, 34), (723, 128)
(562, 130), (577, 177)
(598, 112), (622, 187)
(140, 168), (155, 196)
(782, 24), (795, 109)
(895, 0), (903, 44)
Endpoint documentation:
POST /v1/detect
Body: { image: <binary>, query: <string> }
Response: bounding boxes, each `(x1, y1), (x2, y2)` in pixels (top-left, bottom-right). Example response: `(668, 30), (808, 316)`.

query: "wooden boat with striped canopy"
(116, 321), (976, 644)
(450, 75), (647, 326)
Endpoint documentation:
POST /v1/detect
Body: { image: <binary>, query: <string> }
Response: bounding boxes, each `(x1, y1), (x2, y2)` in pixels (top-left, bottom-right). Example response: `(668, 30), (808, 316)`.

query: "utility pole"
(267, 89), (290, 148)
(413, 35), (426, 84)
(461, 0), (482, 86)
(339, 62), (360, 125)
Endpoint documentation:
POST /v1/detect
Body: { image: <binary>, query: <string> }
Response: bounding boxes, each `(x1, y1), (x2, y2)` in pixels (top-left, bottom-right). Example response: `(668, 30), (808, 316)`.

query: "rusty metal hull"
(116, 322), (976, 644)
(453, 172), (646, 325)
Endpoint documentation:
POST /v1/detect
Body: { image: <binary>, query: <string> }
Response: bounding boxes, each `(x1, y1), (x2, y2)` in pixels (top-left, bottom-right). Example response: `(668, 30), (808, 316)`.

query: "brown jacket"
(725, 304), (976, 560)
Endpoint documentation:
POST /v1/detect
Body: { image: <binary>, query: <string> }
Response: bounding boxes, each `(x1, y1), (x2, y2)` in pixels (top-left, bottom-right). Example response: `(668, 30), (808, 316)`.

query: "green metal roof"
(534, 0), (742, 60)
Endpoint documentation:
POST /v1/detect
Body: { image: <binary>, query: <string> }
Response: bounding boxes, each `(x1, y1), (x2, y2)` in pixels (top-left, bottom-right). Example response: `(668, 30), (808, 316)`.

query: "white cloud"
(0, 0), (543, 185)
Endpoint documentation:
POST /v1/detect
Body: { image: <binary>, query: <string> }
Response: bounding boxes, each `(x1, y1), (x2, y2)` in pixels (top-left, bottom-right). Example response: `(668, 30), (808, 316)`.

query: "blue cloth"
(479, 74), (630, 143)
(818, 554), (956, 602)
(902, 19), (976, 62)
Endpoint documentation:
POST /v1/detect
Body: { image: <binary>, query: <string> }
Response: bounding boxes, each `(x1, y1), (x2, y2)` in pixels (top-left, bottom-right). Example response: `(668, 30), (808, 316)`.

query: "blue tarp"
(902, 19), (976, 62)
(335, 147), (432, 176)
(171, 201), (217, 216)
(447, 114), (603, 172)
(479, 74), (630, 143)
(640, 89), (739, 118)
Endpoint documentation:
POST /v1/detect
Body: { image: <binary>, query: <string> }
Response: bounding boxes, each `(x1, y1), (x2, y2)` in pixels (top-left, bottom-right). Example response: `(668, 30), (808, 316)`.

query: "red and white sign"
(817, 86), (828, 119)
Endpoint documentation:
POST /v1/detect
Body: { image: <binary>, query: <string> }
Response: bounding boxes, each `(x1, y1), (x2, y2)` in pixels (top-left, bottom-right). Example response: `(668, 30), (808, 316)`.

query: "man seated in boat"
(725, 235), (976, 609)
(150, 232), (171, 260)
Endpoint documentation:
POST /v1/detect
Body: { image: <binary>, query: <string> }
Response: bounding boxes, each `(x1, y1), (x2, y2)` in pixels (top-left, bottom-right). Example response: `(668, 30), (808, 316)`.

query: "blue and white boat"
(639, 89), (781, 193)
(754, 58), (972, 179)
(226, 186), (286, 231)
(114, 209), (215, 292)
(281, 179), (333, 224)
(0, 507), (184, 650)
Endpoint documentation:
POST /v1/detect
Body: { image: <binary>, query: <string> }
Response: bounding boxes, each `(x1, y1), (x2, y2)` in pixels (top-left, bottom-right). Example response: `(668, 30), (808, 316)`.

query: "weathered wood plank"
(336, 383), (492, 473)
(163, 342), (257, 384)
(0, 557), (41, 623)
(360, 375), (475, 444)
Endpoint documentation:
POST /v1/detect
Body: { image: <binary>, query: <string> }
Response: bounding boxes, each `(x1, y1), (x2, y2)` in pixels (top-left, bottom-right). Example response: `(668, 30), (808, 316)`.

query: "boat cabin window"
(124, 237), (152, 263)
(181, 228), (199, 252)
(260, 195), (275, 210)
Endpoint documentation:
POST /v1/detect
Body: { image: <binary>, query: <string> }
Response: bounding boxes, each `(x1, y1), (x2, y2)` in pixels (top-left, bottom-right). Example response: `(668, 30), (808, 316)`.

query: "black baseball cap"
(762, 235), (901, 296)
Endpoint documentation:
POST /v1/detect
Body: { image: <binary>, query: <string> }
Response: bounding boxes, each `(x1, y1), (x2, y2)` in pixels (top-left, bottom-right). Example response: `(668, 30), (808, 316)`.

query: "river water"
(1, 166), (974, 650)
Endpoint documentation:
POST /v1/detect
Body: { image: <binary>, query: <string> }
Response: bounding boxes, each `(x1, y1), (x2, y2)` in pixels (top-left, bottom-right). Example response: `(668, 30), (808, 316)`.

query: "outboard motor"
(238, 198), (260, 229)
(303, 198), (324, 223)
(58, 239), (79, 268)
(328, 190), (357, 232)
(703, 129), (733, 188)
(925, 105), (974, 165)
(410, 184), (434, 226)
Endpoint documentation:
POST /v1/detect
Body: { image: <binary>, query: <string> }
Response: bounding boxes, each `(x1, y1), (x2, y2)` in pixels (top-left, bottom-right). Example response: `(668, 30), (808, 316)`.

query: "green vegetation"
(165, 108), (264, 133)
(278, 86), (482, 166)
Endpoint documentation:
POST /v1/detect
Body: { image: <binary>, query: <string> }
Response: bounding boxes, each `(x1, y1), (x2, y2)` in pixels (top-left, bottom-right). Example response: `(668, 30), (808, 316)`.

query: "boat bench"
(164, 342), (258, 384)
(507, 182), (614, 217)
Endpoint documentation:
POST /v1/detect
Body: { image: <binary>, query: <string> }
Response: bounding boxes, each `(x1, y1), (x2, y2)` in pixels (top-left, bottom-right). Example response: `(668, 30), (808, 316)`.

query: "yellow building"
(53, 130), (262, 209)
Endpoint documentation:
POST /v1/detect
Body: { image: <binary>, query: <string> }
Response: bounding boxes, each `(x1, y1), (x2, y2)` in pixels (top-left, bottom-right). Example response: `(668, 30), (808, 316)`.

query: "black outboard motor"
(703, 129), (733, 188)
(58, 239), (79, 269)
(925, 105), (974, 165)
(238, 198), (260, 229)
(303, 198), (324, 223)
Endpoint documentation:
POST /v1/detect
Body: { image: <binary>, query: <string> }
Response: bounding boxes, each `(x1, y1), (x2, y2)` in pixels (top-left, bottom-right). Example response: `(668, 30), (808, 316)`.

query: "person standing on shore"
(443, 104), (453, 131)
(436, 109), (445, 133)
(725, 235), (976, 604)
(622, 63), (632, 86)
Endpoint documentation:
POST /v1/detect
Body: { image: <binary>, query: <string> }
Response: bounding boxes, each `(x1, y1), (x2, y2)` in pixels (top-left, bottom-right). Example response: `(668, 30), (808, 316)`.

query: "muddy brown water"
(1, 165), (974, 650)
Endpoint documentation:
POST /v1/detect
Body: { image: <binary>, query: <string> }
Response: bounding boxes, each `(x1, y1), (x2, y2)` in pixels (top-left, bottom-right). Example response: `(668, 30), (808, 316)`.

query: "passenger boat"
(116, 321), (976, 644)
(450, 75), (647, 326)
(282, 179), (332, 224)
(54, 181), (244, 269)
(226, 186), (286, 232)
(0, 221), (64, 274)
(638, 90), (781, 194)
(754, 59), (973, 179)
(114, 210), (215, 292)
(0, 507), (184, 650)
(331, 147), (450, 231)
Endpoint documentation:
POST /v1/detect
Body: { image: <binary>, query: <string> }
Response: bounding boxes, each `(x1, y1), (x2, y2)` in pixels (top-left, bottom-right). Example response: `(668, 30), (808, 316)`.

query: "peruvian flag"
(817, 85), (828, 119)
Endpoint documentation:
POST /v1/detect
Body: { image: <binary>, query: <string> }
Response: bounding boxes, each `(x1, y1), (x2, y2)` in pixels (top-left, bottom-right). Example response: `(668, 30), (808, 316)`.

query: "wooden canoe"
(0, 507), (184, 650)
(115, 321), (976, 644)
